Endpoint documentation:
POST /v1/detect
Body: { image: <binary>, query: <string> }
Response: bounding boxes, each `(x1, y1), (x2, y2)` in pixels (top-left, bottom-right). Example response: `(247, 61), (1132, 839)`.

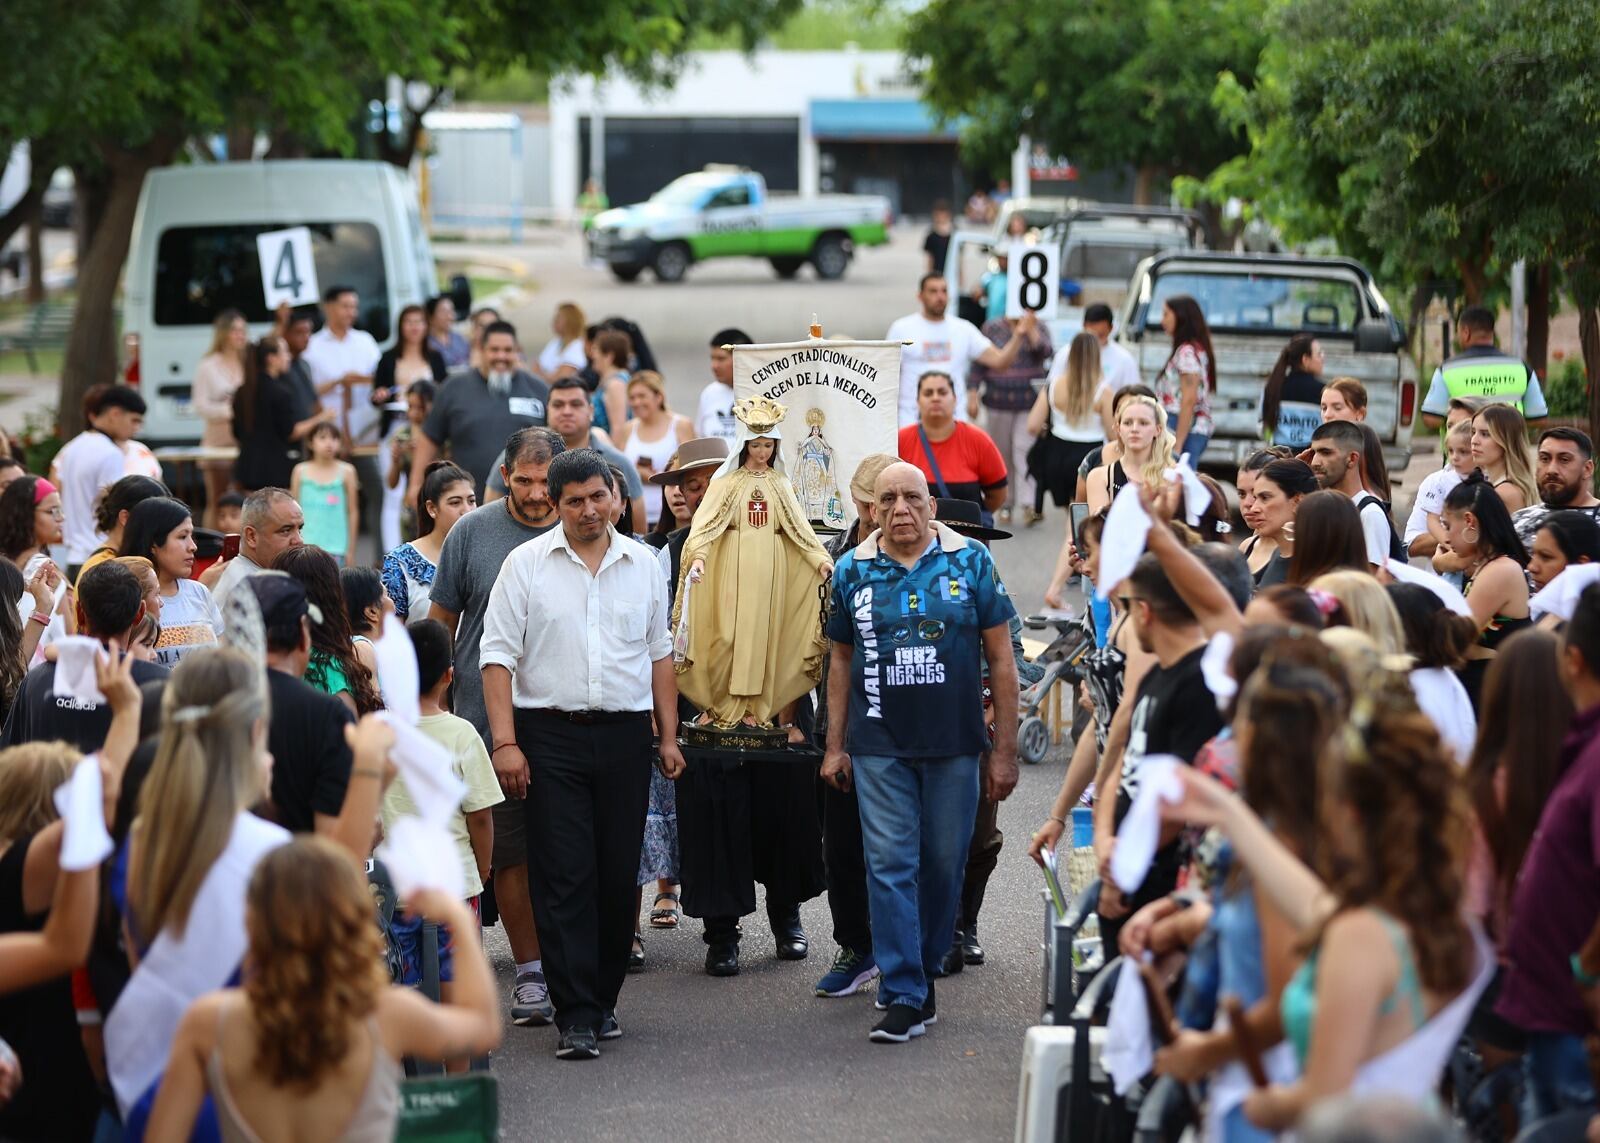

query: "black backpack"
(1354, 491), (1407, 563)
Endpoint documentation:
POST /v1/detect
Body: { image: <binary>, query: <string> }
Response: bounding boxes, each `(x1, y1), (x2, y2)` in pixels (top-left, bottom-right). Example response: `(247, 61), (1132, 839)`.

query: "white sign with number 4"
(1004, 241), (1059, 321)
(256, 227), (320, 308)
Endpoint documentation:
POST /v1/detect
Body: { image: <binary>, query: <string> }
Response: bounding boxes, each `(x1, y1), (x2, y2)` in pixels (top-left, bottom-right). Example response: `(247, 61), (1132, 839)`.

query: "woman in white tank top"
(613, 371), (693, 529)
(1026, 332), (1116, 509)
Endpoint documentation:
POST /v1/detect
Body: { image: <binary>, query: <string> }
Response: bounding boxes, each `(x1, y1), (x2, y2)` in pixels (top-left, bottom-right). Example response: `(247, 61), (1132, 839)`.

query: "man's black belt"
(526, 708), (652, 726)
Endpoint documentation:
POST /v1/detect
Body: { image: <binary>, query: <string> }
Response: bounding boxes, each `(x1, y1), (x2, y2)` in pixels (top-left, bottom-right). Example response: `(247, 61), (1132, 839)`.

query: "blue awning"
(809, 100), (962, 141)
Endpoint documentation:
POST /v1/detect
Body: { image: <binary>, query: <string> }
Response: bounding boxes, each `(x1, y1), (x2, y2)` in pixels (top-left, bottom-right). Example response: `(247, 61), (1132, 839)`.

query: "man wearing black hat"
(247, 571), (355, 835)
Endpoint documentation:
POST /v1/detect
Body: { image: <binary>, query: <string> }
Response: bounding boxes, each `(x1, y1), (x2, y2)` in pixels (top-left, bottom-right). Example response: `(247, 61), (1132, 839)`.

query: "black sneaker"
(922, 981), (937, 1027)
(599, 1012), (621, 1041)
(869, 1003), (927, 1044)
(556, 1026), (600, 1060)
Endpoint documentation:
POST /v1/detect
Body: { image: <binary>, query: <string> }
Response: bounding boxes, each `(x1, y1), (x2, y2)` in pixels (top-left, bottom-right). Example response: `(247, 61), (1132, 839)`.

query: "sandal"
(628, 932), (645, 973)
(649, 890), (681, 929)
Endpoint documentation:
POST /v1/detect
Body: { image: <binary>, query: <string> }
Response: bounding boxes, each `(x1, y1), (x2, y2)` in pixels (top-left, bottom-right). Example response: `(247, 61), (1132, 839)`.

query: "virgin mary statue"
(674, 396), (833, 731)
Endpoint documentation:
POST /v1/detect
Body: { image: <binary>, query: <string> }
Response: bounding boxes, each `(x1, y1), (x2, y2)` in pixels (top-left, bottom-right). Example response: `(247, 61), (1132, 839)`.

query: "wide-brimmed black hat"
(934, 497), (1012, 541)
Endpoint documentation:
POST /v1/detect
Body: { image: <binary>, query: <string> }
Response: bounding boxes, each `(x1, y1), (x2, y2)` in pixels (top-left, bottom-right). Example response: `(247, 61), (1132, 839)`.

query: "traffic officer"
(1420, 303), (1547, 429)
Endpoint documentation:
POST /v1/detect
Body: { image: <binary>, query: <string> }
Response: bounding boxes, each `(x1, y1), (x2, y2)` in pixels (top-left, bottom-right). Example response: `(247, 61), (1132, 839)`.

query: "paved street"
(478, 227), (1069, 1140)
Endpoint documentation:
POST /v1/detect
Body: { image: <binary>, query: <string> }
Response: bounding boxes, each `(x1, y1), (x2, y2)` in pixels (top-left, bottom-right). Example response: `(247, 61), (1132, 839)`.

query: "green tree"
(1196, 0), (1600, 433)
(0, 0), (799, 435)
(903, 0), (1268, 200)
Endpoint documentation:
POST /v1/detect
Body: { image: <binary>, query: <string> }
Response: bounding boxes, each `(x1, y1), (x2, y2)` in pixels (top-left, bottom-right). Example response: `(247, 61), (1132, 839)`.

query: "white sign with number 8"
(256, 227), (321, 309)
(1004, 241), (1060, 321)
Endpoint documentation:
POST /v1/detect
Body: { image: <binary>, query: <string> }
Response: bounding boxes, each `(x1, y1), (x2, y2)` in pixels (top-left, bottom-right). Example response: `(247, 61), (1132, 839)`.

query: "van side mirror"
(1354, 317), (1403, 354)
(449, 274), (472, 317)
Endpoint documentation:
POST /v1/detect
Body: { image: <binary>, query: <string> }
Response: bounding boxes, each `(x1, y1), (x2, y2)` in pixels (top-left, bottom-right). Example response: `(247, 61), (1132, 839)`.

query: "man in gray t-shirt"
(413, 321), (549, 499)
(429, 426), (564, 1023)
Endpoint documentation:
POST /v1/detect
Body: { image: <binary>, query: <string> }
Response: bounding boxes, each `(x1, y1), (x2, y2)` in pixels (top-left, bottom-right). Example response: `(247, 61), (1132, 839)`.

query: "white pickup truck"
(586, 166), (891, 284)
(1117, 252), (1418, 472)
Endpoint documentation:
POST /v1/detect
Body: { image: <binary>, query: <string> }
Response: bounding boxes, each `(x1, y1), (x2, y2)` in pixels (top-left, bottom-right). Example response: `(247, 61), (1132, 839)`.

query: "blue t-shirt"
(826, 526), (1016, 758)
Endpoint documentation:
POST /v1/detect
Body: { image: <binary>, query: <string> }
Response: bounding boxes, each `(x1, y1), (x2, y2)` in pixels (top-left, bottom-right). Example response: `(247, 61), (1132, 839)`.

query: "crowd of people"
(0, 258), (1595, 1143)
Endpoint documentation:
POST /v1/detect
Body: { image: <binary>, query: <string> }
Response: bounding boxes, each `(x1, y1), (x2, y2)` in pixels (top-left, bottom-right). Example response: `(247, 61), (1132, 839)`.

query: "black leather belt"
(527, 708), (651, 726)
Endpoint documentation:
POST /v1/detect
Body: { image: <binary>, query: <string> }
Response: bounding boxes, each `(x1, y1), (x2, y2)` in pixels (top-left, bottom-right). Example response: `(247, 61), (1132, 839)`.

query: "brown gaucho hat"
(649, 437), (730, 486)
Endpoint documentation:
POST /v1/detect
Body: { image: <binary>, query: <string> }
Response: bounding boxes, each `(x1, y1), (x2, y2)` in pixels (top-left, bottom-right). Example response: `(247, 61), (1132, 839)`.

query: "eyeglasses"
(35, 506), (63, 519)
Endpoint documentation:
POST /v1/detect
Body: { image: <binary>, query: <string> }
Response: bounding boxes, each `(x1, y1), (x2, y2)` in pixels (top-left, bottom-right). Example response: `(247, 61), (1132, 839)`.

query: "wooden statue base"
(682, 721), (790, 751)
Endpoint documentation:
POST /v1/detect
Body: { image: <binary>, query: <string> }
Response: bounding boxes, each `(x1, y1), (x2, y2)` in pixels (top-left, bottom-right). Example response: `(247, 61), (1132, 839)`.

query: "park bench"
(0, 301), (74, 373)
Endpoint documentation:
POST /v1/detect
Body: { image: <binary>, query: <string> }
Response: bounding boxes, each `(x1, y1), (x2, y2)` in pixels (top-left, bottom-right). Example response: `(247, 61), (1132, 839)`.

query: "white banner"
(733, 338), (902, 530)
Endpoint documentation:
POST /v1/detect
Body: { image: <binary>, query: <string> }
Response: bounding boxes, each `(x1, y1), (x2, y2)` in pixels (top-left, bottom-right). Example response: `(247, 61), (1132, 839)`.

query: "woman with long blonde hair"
(1309, 569), (1408, 659)
(1028, 331), (1115, 513)
(147, 838), (500, 1142)
(1085, 393), (1175, 514)
(193, 309), (249, 528)
(538, 301), (588, 380)
(613, 371), (692, 528)
(1470, 404), (1537, 513)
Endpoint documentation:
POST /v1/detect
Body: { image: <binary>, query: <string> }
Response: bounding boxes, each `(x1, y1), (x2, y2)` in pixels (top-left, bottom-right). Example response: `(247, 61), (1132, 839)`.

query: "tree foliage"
(903, 0), (1268, 194)
(0, 0), (799, 435)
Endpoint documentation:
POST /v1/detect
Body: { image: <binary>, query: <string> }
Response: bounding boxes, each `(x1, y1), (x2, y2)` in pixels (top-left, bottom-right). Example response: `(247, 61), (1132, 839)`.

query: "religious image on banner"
(733, 333), (902, 530)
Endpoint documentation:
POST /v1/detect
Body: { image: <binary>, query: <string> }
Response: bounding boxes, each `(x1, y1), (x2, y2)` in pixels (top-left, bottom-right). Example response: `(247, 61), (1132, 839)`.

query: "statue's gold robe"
(673, 466), (832, 726)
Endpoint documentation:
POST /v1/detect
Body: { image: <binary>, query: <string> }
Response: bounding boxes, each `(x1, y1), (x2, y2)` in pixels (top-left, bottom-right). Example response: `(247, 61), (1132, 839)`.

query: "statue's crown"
(734, 396), (787, 435)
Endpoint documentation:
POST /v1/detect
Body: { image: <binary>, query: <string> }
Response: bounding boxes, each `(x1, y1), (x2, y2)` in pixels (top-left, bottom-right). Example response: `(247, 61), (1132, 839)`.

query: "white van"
(123, 160), (469, 444)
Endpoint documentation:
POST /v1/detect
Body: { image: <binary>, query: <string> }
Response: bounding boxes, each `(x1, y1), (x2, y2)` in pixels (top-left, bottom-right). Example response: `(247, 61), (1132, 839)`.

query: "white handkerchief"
(43, 613), (66, 647)
(373, 614), (420, 727)
(1110, 755), (1186, 894)
(1530, 563), (1600, 622)
(53, 757), (112, 871)
(378, 713), (466, 828)
(1095, 482), (1153, 600)
(1200, 631), (1237, 710)
(1168, 454), (1211, 527)
(53, 637), (106, 705)
(50, 574), (68, 617)
(1384, 558), (1472, 618)
(1102, 955), (1155, 1095)
(376, 816), (465, 902)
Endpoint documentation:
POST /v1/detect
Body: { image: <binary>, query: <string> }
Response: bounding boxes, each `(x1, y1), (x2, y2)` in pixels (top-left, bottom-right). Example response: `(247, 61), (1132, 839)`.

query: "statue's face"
(746, 438), (776, 468)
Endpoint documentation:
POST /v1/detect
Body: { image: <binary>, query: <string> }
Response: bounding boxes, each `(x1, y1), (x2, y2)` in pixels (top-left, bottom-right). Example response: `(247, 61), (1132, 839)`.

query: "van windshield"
(1146, 271), (1363, 335)
(154, 222), (391, 340)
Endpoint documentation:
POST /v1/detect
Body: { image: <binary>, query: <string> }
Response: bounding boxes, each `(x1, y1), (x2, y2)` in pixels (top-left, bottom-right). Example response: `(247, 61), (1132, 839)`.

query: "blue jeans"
(1166, 414), (1209, 464)
(853, 753), (981, 1009)
(1523, 1031), (1597, 1124)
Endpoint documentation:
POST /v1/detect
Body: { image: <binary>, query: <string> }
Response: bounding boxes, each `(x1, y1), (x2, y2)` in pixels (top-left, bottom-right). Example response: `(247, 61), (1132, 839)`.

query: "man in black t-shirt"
(0, 562), (167, 751)
(245, 573), (354, 834)
(1091, 550), (1222, 948)
(922, 200), (953, 274)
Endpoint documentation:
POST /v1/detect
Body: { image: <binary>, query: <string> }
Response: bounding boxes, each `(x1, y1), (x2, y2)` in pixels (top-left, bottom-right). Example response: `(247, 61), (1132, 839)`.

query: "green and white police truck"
(586, 166), (892, 284)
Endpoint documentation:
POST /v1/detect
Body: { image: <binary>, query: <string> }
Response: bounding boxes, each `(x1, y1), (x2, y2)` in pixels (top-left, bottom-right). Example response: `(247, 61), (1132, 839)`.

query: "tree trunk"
(1132, 165), (1161, 206)
(60, 150), (166, 438)
(1528, 261), (1551, 377)
(1458, 258), (1489, 306)
(1581, 303), (1600, 453)
(0, 181), (45, 252)
(24, 209), (43, 303)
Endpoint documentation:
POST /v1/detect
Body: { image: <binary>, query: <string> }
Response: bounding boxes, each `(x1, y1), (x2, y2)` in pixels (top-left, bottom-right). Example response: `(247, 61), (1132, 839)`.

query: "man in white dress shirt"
(480, 447), (686, 1060)
(301, 285), (382, 444)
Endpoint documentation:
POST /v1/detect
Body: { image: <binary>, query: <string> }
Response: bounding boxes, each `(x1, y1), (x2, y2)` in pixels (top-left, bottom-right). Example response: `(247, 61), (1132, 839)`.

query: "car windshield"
(1147, 270), (1363, 335)
(154, 222), (391, 339)
(650, 177), (720, 208)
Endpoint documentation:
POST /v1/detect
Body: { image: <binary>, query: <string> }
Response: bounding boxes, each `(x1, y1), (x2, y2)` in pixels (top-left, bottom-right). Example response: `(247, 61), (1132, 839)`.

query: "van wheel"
(651, 243), (691, 283)
(810, 234), (851, 280)
(610, 263), (644, 283)
(770, 256), (805, 279)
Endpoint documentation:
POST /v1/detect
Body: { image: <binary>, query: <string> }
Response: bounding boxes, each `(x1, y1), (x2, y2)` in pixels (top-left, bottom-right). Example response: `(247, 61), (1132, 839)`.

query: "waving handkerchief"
(53, 757), (112, 870)
(373, 613), (420, 726)
(1103, 956), (1155, 1095)
(1110, 755), (1186, 894)
(1200, 631), (1237, 710)
(1166, 453), (1211, 527)
(377, 816), (466, 901)
(1384, 558), (1472, 618)
(1095, 482), (1153, 600)
(1530, 563), (1600, 622)
(53, 637), (106, 705)
(378, 714), (466, 828)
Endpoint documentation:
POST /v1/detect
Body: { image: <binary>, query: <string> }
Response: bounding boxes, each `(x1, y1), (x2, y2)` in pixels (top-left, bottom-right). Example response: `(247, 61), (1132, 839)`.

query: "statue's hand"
(688, 559), (705, 583)
(819, 560), (834, 579)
